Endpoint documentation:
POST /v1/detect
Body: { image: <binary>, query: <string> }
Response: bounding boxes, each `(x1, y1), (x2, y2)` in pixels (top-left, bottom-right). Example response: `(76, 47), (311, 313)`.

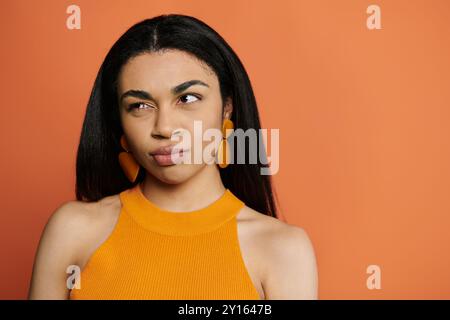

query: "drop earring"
(217, 118), (234, 168)
(118, 135), (140, 183)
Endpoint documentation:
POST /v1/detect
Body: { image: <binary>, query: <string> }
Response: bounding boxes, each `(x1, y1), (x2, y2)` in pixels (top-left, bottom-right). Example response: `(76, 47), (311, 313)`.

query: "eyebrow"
(119, 79), (209, 103)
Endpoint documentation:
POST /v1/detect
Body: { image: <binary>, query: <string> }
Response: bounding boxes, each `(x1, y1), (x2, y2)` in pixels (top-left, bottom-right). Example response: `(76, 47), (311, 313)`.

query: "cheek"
(188, 118), (221, 150)
(182, 111), (221, 137)
(191, 97), (223, 128)
(122, 124), (152, 154)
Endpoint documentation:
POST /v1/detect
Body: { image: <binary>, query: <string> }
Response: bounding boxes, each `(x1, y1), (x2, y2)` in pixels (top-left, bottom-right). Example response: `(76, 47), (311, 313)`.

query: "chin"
(149, 164), (203, 185)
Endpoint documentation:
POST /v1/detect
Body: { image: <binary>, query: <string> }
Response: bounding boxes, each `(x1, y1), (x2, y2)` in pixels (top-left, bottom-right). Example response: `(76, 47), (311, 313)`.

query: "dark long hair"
(75, 14), (278, 218)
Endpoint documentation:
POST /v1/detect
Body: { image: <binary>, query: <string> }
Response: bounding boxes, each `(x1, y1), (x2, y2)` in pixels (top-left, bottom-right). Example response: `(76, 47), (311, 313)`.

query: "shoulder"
(29, 194), (121, 299)
(238, 206), (312, 248)
(47, 195), (122, 266)
(43, 200), (95, 241)
(239, 206), (318, 299)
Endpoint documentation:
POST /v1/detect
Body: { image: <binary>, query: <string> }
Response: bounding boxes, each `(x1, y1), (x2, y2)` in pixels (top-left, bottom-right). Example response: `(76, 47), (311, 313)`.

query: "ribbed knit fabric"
(69, 183), (260, 300)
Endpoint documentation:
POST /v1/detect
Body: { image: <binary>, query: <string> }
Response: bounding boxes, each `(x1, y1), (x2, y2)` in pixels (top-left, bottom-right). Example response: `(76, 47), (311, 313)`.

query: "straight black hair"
(75, 14), (278, 218)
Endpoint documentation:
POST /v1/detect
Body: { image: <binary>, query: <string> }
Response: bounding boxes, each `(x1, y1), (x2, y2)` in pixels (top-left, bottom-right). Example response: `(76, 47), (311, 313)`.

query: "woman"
(28, 14), (318, 300)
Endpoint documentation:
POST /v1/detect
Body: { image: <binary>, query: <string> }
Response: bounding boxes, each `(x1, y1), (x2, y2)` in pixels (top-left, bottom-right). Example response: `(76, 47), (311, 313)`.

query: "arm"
(28, 202), (88, 299)
(263, 226), (318, 299)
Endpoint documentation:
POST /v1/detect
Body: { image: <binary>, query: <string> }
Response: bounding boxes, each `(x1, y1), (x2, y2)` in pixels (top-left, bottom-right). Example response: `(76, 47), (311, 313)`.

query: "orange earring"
(217, 118), (234, 168)
(118, 135), (140, 183)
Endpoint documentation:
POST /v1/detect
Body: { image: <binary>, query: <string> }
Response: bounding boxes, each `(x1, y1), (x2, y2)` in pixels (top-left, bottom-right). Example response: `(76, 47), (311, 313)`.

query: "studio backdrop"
(1, 0), (449, 299)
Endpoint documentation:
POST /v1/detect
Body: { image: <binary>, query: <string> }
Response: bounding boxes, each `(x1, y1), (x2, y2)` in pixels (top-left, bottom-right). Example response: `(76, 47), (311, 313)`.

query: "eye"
(178, 93), (201, 104)
(127, 102), (153, 111)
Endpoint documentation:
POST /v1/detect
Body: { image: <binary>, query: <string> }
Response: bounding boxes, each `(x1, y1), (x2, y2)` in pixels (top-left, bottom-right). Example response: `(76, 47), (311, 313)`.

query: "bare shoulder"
(52, 194), (122, 267)
(28, 194), (121, 299)
(238, 206), (319, 300)
(238, 205), (309, 243)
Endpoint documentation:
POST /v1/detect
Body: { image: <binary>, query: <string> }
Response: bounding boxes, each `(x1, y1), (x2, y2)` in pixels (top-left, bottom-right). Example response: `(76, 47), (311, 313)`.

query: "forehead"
(117, 49), (217, 94)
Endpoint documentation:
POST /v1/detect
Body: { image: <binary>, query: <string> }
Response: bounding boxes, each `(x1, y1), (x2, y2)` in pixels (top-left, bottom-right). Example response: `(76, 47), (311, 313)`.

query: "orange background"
(1, 0), (449, 299)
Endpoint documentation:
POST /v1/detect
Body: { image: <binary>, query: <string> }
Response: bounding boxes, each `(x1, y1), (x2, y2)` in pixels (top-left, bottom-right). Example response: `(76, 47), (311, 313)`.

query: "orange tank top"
(69, 183), (260, 300)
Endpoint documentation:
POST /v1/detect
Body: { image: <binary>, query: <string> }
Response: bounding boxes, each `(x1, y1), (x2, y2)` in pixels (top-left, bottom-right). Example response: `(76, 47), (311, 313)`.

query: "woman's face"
(117, 49), (231, 184)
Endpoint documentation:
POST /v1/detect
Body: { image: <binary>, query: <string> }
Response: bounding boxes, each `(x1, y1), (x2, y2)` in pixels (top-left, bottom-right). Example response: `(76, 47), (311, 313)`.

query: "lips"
(150, 145), (189, 166)
(150, 144), (188, 155)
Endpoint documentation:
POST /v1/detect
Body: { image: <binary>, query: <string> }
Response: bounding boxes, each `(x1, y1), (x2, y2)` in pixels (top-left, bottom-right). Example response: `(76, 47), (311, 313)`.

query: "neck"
(140, 165), (226, 212)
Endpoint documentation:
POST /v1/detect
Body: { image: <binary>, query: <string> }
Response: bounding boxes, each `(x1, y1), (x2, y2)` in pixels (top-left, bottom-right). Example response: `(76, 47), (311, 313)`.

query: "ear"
(222, 97), (233, 120)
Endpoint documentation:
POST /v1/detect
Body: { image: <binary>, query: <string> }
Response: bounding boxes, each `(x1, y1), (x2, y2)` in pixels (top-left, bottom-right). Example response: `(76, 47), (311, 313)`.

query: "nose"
(151, 106), (176, 139)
